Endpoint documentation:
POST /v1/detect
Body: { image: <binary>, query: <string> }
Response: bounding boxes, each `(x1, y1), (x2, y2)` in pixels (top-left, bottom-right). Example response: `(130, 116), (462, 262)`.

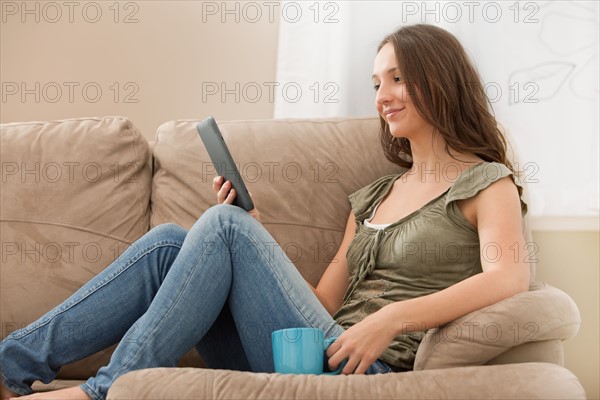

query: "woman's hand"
(212, 176), (261, 222)
(326, 304), (399, 374)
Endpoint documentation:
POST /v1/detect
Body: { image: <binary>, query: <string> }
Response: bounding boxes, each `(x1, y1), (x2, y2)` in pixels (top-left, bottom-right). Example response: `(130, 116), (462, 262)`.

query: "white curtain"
(274, 1), (599, 221)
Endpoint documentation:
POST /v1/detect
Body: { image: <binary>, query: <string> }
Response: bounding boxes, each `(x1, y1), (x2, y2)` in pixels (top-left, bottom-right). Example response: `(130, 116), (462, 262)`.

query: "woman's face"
(372, 42), (431, 139)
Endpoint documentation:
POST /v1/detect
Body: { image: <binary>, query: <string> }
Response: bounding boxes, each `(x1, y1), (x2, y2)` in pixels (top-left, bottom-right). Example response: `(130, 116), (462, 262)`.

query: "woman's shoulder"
(349, 172), (405, 220)
(447, 161), (527, 216)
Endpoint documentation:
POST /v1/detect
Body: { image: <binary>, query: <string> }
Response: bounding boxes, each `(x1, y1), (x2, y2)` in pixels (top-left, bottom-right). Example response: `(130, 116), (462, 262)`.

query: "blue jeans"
(0, 205), (394, 400)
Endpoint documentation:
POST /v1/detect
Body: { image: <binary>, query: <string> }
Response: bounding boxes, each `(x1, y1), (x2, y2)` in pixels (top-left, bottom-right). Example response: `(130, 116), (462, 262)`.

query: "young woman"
(0, 24), (530, 400)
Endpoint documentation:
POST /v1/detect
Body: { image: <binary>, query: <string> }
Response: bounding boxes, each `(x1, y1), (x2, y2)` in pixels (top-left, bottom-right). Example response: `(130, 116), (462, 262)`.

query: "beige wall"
(533, 230), (599, 399)
(0, 1), (279, 139)
(1, 1), (598, 398)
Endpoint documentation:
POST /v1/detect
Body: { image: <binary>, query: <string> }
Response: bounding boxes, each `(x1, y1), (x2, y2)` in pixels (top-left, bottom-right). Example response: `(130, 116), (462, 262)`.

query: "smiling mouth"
(385, 108), (404, 118)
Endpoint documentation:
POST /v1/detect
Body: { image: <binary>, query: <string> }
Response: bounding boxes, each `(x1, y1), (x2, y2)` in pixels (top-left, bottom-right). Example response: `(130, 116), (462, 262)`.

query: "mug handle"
(322, 337), (347, 375)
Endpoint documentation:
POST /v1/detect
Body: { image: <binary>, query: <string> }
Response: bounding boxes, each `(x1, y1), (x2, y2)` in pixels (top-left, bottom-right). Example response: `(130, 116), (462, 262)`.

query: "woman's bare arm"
(310, 213), (355, 315)
(327, 176), (530, 374)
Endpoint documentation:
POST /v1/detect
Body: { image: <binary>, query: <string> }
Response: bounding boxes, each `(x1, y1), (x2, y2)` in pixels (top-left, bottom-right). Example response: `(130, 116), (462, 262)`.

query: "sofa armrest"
(414, 282), (581, 370)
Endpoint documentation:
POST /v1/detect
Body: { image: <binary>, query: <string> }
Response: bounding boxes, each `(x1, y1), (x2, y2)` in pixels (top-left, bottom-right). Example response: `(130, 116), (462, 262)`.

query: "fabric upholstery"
(0, 117), (152, 378)
(150, 117), (401, 285)
(414, 282), (581, 369)
(487, 339), (564, 366)
(0, 116), (584, 398)
(107, 363), (585, 399)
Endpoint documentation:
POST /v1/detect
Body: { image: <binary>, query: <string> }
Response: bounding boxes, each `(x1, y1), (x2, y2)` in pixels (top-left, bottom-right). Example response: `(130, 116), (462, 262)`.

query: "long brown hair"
(378, 24), (514, 173)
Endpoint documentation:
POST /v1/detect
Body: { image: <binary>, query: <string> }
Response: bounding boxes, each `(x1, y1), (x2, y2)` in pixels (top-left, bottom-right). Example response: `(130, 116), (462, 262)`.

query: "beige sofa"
(0, 116), (585, 399)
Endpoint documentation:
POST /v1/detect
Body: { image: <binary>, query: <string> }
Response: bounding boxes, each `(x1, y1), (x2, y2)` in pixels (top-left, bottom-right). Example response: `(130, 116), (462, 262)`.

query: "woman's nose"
(376, 84), (391, 105)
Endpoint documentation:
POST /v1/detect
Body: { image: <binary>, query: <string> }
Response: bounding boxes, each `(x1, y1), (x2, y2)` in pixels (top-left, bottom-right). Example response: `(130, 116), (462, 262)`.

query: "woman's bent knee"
(150, 223), (187, 242)
(202, 204), (246, 220)
(192, 204), (250, 230)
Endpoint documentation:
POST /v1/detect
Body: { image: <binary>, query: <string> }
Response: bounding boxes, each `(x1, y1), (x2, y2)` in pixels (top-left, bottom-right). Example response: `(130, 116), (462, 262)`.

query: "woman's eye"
(373, 83), (381, 91)
(394, 76), (403, 83)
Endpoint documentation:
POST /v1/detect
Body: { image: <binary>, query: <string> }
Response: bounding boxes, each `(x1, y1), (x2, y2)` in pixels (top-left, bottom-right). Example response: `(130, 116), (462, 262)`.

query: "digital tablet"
(196, 117), (255, 212)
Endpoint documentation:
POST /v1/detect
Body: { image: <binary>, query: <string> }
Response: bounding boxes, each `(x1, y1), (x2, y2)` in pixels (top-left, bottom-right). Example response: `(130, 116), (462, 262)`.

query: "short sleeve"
(446, 162), (528, 216)
(348, 174), (400, 222)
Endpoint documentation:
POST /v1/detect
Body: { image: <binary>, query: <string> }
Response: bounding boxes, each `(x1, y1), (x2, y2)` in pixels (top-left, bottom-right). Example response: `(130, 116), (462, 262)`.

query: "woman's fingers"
(326, 340), (347, 372)
(213, 177), (261, 223)
(213, 176), (236, 205)
(325, 336), (379, 375)
(246, 192), (262, 222)
(220, 181), (235, 205)
(328, 349), (368, 375)
(212, 175), (223, 193)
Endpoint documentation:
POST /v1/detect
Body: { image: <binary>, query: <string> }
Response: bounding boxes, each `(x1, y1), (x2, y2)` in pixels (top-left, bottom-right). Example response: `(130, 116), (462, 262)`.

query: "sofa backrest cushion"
(150, 117), (401, 285)
(0, 116), (152, 377)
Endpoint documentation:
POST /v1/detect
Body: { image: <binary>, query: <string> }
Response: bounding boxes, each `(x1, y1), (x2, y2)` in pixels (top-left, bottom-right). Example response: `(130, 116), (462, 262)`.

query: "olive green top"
(333, 162), (527, 370)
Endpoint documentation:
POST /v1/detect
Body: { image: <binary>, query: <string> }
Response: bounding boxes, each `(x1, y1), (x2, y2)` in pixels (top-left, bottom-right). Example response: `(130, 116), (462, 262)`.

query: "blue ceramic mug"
(271, 327), (345, 375)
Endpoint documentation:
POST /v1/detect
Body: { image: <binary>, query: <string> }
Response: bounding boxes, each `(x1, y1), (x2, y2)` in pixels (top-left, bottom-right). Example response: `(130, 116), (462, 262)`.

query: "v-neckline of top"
(365, 162), (486, 229)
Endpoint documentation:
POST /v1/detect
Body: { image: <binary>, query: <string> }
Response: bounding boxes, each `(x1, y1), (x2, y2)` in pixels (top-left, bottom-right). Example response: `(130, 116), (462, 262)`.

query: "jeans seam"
(225, 221), (317, 329)
(2, 240), (183, 342)
(108, 232), (220, 378)
(80, 382), (103, 400)
(0, 369), (31, 396)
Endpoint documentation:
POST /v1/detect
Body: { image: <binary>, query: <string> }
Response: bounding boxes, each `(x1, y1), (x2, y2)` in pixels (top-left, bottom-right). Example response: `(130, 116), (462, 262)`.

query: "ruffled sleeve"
(445, 162), (528, 230)
(349, 173), (403, 222)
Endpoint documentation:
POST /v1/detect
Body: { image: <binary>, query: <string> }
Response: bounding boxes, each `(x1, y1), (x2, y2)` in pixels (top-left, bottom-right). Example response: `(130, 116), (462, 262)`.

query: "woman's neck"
(406, 130), (482, 183)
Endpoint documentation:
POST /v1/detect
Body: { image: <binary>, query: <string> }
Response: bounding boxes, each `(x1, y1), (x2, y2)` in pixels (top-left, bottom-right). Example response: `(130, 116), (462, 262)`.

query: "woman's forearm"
(385, 267), (530, 336)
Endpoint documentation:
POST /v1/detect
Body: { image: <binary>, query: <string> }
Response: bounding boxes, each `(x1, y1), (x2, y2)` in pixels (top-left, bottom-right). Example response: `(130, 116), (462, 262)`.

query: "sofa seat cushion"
(0, 116), (152, 378)
(107, 363), (585, 399)
(150, 117), (401, 283)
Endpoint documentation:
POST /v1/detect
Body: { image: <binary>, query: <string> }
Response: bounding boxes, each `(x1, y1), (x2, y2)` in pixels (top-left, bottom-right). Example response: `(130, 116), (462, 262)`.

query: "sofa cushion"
(107, 363), (586, 400)
(0, 116), (152, 378)
(413, 282), (581, 370)
(150, 117), (401, 284)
